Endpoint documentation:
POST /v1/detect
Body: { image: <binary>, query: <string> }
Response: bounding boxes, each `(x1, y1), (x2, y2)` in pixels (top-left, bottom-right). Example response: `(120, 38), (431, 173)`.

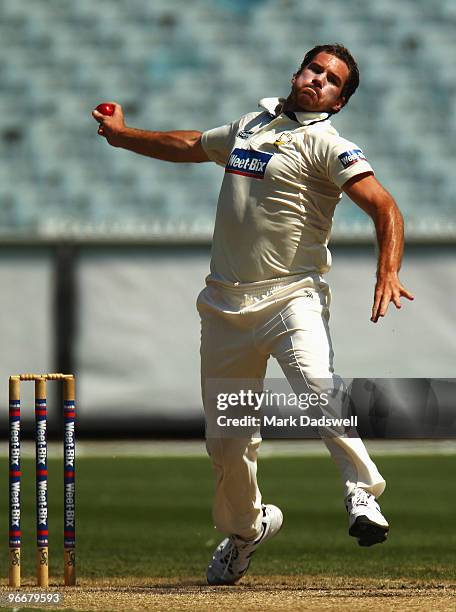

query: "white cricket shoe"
(346, 487), (389, 547)
(206, 504), (283, 585)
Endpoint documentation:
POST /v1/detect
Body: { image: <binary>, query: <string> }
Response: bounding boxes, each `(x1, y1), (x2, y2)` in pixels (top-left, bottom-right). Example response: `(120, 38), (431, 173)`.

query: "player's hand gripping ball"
(95, 103), (115, 116)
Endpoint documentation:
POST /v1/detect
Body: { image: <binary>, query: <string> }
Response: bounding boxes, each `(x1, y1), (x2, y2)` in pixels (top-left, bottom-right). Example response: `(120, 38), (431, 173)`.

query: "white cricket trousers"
(197, 275), (386, 540)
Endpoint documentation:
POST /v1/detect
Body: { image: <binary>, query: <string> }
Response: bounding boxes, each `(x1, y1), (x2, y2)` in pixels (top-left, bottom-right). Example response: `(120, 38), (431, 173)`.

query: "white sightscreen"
(75, 247), (456, 423)
(76, 249), (209, 421)
(0, 249), (54, 426)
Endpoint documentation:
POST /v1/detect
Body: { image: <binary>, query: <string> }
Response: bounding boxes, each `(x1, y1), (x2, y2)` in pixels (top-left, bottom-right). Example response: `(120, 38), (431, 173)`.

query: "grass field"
(0, 452), (455, 610)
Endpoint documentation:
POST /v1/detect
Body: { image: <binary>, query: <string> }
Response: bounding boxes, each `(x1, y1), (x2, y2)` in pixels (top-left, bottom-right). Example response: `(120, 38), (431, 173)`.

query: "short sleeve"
(201, 121), (239, 167)
(327, 138), (374, 188)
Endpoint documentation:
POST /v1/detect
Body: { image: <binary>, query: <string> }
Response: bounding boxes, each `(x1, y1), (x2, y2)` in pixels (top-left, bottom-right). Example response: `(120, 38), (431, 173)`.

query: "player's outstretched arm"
(92, 102), (209, 163)
(343, 172), (414, 323)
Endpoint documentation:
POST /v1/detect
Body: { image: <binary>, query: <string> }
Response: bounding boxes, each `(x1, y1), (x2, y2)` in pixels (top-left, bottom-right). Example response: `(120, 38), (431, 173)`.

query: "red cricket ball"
(95, 103), (115, 116)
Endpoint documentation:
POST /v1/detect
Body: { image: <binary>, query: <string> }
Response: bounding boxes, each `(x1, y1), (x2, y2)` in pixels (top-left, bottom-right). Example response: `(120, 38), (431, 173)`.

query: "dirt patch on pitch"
(1, 576), (455, 611)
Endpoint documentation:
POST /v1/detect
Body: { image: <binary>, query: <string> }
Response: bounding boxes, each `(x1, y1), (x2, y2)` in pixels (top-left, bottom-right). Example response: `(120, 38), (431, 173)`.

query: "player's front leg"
(199, 306), (283, 583)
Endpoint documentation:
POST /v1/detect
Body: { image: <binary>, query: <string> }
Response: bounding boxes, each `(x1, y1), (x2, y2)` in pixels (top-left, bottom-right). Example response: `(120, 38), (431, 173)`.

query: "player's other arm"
(92, 102), (209, 163)
(342, 172), (414, 323)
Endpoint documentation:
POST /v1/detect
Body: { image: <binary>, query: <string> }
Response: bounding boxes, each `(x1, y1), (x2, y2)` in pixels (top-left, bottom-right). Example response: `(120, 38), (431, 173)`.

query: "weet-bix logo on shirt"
(225, 148), (273, 179)
(338, 148), (366, 169)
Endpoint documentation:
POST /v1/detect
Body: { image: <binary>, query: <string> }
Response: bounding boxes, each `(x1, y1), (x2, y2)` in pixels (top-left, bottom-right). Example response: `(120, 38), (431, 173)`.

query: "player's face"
(288, 52), (349, 113)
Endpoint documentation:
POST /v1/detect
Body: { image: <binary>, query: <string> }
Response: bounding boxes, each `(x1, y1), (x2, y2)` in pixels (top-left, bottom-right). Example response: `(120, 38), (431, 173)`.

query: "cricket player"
(92, 43), (414, 585)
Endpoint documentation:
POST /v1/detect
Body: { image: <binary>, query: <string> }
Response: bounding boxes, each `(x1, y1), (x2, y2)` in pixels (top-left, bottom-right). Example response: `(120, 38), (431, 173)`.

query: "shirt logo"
(338, 148), (366, 169)
(237, 130), (254, 139)
(225, 148), (273, 179)
(274, 132), (293, 149)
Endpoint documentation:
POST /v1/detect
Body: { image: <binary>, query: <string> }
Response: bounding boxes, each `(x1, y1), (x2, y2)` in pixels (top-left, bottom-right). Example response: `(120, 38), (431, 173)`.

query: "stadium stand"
(0, 0), (454, 238)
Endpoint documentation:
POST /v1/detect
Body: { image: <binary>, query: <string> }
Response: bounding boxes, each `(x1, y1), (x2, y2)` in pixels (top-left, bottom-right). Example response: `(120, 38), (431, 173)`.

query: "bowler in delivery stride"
(92, 43), (414, 585)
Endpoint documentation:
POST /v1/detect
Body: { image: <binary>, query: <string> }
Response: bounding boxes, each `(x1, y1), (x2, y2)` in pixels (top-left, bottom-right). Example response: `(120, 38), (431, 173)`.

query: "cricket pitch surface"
(1, 577), (455, 611)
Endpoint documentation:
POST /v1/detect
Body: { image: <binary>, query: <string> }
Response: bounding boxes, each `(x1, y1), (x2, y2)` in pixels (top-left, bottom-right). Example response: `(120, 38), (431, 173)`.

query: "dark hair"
(299, 43), (359, 108)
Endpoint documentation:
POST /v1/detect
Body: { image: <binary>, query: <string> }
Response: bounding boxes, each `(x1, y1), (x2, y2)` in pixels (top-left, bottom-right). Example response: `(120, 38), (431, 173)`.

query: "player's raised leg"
(265, 292), (389, 546)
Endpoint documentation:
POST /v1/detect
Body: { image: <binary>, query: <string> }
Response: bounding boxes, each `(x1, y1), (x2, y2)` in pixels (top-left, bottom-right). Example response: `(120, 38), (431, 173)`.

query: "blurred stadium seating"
(0, 0), (455, 239)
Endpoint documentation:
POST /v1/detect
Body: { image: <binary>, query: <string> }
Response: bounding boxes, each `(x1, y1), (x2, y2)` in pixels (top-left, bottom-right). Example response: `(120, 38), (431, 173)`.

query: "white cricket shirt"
(201, 97), (373, 284)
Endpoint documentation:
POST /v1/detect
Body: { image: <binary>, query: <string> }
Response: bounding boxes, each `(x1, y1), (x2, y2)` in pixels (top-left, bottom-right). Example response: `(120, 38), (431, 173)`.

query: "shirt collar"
(258, 97), (330, 126)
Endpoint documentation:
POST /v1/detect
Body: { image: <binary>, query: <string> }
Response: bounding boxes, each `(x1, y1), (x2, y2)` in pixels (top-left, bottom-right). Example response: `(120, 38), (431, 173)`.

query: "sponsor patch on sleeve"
(338, 148), (366, 169)
(225, 148), (273, 179)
